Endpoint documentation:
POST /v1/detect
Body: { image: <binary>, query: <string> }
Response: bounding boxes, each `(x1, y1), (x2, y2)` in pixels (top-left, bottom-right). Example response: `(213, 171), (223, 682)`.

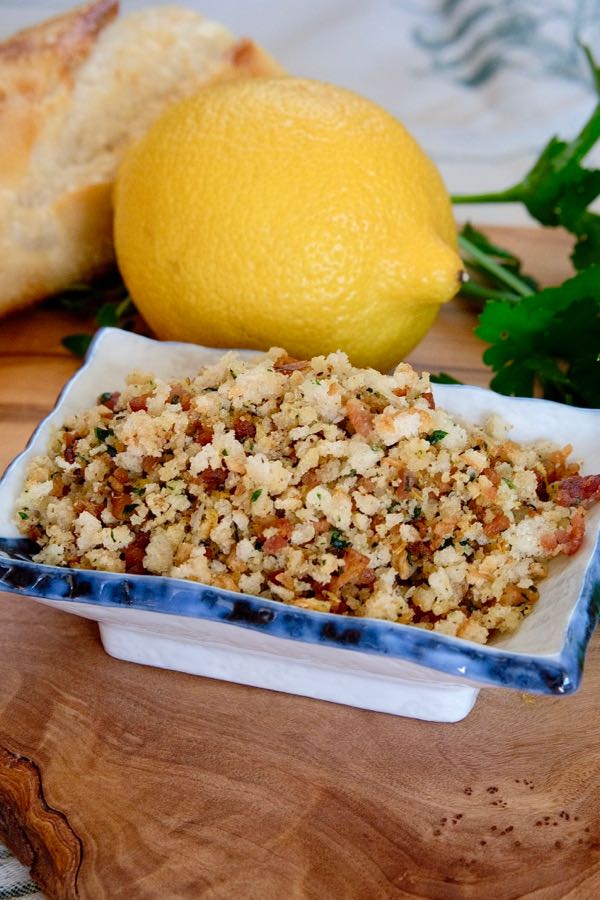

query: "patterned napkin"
(0, 0), (597, 895)
(0, 846), (44, 900)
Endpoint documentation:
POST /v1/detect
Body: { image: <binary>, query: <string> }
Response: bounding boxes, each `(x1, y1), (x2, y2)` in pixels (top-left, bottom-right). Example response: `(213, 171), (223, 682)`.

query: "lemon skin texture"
(114, 78), (462, 371)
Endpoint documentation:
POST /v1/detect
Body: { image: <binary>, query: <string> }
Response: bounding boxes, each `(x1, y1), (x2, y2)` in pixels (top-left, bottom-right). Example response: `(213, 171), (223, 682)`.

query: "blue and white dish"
(0, 328), (598, 722)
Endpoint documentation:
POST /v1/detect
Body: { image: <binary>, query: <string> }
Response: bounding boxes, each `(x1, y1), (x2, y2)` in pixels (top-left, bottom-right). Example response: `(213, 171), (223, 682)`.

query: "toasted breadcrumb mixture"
(16, 348), (600, 644)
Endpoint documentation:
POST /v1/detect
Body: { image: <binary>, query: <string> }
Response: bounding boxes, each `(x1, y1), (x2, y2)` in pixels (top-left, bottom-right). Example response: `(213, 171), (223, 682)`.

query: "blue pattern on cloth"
(0, 847), (44, 899)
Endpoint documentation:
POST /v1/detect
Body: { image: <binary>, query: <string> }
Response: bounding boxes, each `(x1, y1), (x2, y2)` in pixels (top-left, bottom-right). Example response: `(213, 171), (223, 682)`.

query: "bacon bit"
(467, 498), (487, 523)
(124, 532), (150, 574)
(329, 597), (350, 614)
(233, 416), (256, 441)
(328, 549), (373, 593)
(433, 476), (453, 497)
(51, 475), (65, 498)
(262, 534), (289, 554)
(109, 468), (130, 493)
(100, 392), (120, 412)
(274, 355), (311, 374)
(544, 445), (579, 484)
(541, 508), (586, 557)
(276, 518), (294, 539)
(313, 518), (331, 535)
(501, 585), (539, 607)
(359, 568), (376, 586)
(252, 515), (279, 535)
(345, 398), (374, 438)
(129, 393), (152, 412)
(168, 385), (192, 410)
(482, 467), (501, 487)
(74, 499), (103, 517)
(198, 467), (228, 491)
(407, 540), (433, 559)
(301, 469), (320, 488)
(552, 474), (600, 508)
(255, 518), (293, 551)
(186, 413), (214, 446)
(535, 470), (549, 501)
(111, 492), (133, 520)
(392, 386), (408, 397)
(412, 516), (429, 537)
(422, 391), (436, 409)
(395, 470), (416, 499)
(483, 512), (510, 537)
(27, 525), (43, 543)
(433, 518), (458, 541)
(142, 456), (159, 473)
(194, 425), (215, 447)
(63, 446), (75, 464)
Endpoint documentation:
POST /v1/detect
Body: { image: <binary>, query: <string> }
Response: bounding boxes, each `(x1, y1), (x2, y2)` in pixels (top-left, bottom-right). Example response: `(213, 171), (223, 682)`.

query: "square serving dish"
(0, 328), (598, 722)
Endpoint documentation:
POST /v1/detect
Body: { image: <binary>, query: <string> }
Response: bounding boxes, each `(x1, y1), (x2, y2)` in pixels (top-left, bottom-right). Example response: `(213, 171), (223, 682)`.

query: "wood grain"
(0, 747), (81, 899)
(1, 226), (599, 900)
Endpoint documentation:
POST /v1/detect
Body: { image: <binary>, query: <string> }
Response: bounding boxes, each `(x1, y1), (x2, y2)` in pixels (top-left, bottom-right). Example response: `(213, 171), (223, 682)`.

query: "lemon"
(114, 78), (461, 371)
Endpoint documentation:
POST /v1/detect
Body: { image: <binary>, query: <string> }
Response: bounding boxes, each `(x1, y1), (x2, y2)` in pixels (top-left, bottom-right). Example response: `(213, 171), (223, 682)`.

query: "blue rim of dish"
(0, 328), (598, 695)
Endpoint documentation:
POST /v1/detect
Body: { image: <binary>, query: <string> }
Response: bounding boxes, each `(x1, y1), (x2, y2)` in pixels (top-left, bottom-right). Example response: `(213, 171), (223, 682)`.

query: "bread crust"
(0, 1), (283, 318)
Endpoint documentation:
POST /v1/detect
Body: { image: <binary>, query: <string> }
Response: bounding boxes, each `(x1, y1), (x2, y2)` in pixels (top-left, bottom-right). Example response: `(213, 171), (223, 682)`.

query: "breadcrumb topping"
(16, 348), (599, 644)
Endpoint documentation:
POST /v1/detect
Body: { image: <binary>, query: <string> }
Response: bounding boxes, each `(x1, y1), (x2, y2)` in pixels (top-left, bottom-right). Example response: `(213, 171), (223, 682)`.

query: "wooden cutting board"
(1, 228), (599, 900)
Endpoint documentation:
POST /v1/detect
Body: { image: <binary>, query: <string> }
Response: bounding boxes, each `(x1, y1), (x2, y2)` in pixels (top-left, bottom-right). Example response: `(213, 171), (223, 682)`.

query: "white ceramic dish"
(1, 329), (598, 722)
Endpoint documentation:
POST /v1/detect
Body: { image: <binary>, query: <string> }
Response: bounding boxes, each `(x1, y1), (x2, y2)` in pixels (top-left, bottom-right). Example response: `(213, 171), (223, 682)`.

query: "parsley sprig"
(46, 272), (136, 357)
(444, 44), (600, 408)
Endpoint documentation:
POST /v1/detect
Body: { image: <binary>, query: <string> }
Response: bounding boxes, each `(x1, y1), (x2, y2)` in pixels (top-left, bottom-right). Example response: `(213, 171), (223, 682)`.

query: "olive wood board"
(1, 227), (599, 899)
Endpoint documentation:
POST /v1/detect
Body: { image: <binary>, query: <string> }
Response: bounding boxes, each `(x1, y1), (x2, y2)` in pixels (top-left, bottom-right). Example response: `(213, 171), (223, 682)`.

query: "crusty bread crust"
(0, 1), (283, 318)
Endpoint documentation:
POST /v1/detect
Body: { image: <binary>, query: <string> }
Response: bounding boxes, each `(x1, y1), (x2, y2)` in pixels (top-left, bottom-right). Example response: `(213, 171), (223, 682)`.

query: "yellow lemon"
(114, 78), (461, 370)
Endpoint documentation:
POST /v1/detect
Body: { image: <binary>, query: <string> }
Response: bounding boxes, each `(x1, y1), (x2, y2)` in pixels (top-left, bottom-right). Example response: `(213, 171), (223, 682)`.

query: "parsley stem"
(581, 44), (600, 96)
(459, 279), (521, 303)
(554, 100), (600, 168)
(458, 234), (533, 298)
(115, 295), (134, 320)
(451, 186), (523, 205)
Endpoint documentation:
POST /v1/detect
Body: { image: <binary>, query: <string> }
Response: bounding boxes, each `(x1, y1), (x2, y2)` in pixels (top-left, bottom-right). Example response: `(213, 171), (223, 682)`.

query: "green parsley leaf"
(251, 489), (262, 502)
(330, 529), (351, 550)
(429, 372), (463, 385)
(476, 266), (600, 407)
(426, 430), (448, 445)
(18, 511), (28, 520)
(51, 272), (137, 357)
(94, 426), (114, 443)
(62, 333), (92, 357)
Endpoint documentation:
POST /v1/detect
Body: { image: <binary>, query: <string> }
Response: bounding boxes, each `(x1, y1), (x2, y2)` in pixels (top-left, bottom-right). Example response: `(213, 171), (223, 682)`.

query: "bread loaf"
(0, 0), (283, 317)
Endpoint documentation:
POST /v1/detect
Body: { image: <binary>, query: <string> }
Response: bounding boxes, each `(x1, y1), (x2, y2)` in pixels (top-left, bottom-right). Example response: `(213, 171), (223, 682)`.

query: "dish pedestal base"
(100, 622), (479, 723)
